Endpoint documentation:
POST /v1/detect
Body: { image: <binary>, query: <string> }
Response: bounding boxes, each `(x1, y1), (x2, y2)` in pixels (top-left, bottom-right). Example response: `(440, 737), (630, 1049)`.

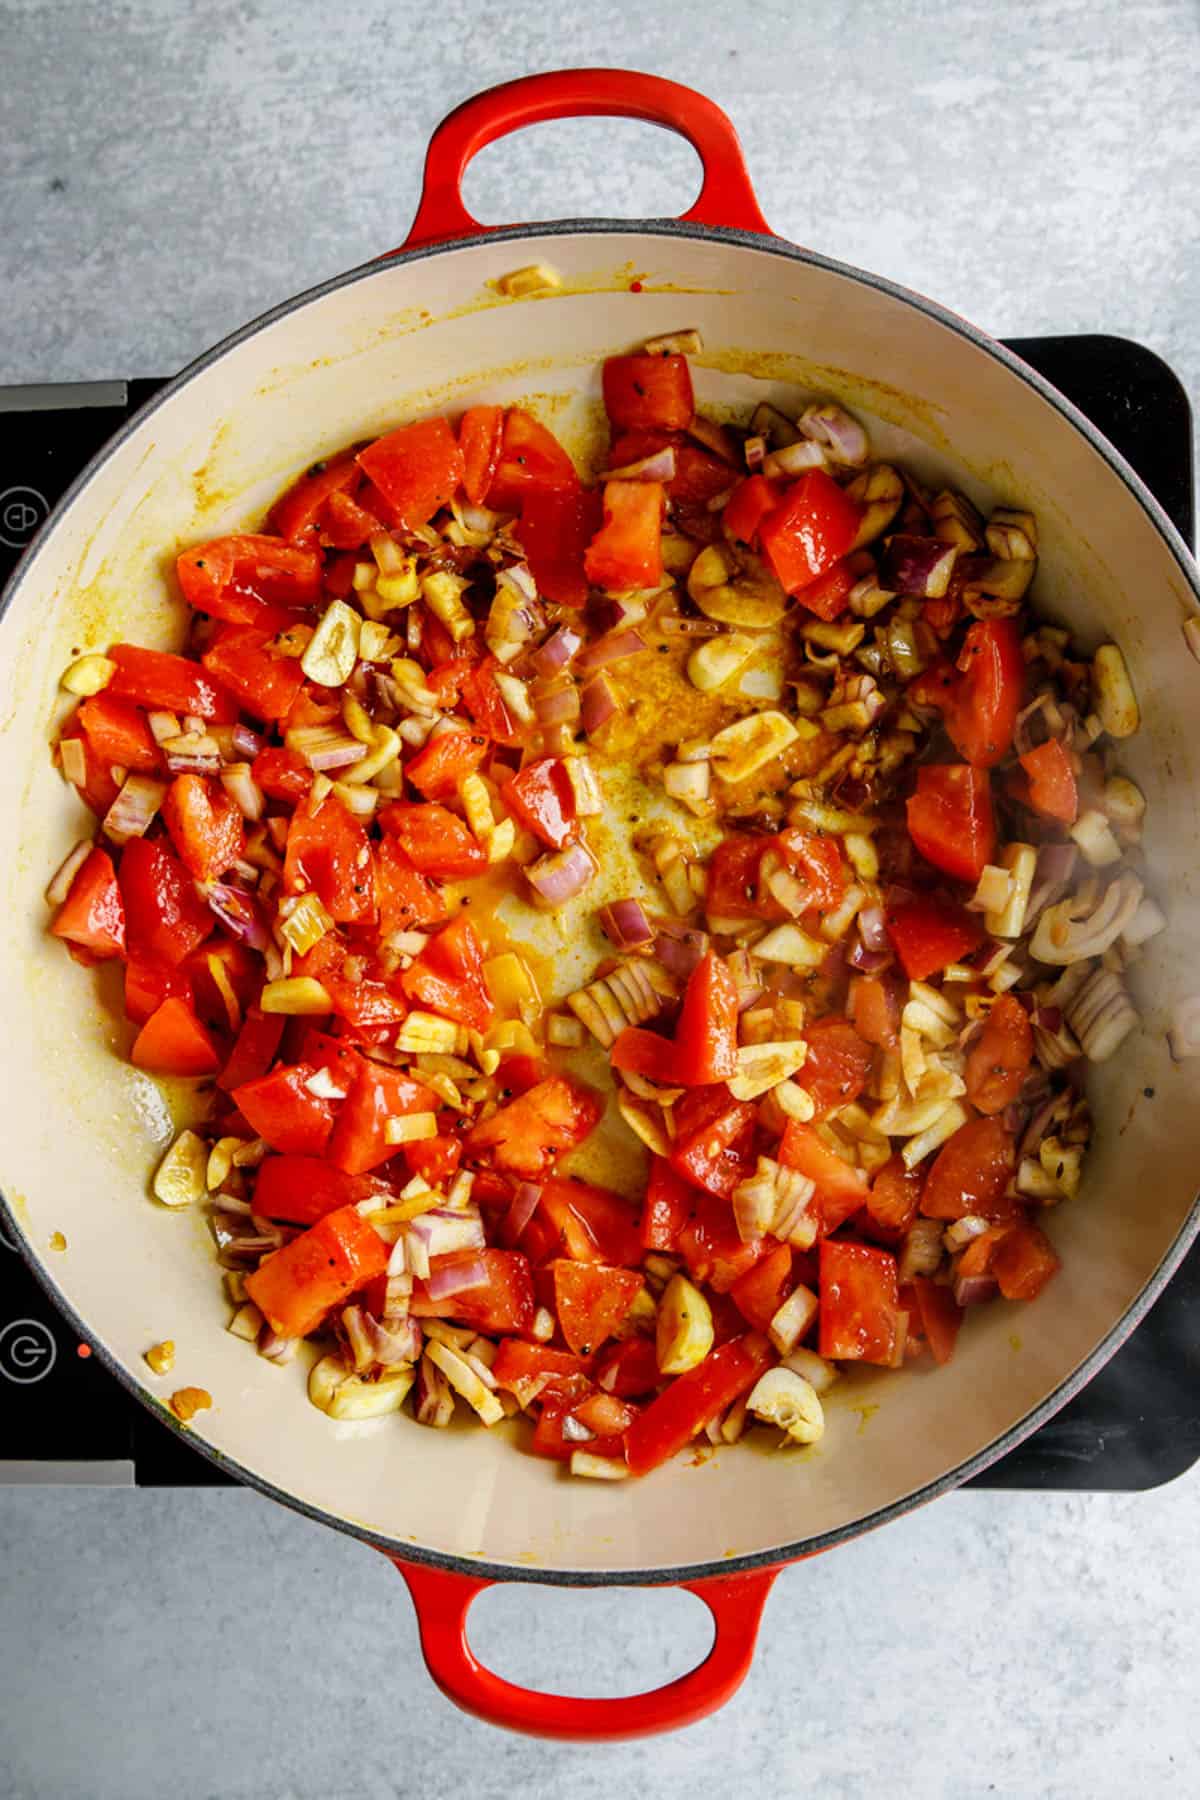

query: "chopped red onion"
(652, 921), (710, 979)
(164, 746), (221, 776)
(103, 776), (166, 846)
(607, 446), (677, 483)
(576, 629), (648, 674)
(580, 674), (620, 735)
(232, 722), (264, 759)
(857, 904), (889, 953)
(414, 1355), (455, 1426)
(686, 415), (741, 464)
(592, 594), (649, 633)
(408, 1208), (486, 1259)
(206, 881), (271, 951)
(220, 762), (265, 822)
(1024, 843), (1079, 926)
(954, 1273), (999, 1307)
(497, 560), (538, 603)
(1002, 1101), (1030, 1138)
(527, 841), (598, 905)
(424, 1252), (491, 1302)
(880, 535), (960, 599)
(500, 1182), (543, 1246)
(763, 441), (828, 479)
(846, 938), (893, 974)
(531, 626), (584, 676)
(598, 898), (655, 950)
(532, 678), (581, 727)
(799, 402), (871, 468)
(363, 1312), (422, 1366)
(1013, 693), (1051, 758)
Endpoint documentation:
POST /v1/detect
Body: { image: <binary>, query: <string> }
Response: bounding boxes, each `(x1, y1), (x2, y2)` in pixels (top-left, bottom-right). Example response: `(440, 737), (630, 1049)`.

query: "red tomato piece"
(379, 801), (487, 880)
(186, 937), (259, 1030)
(964, 994), (1034, 1115)
(818, 1240), (902, 1364)
(283, 792), (376, 924)
(320, 488), (383, 551)
(608, 430), (732, 505)
(326, 1059), (436, 1175)
(486, 409), (580, 514)
(50, 847), (126, 959)
(670, 951), (740, 1086)
(906, 763), (995, 884)
(552, 1260), (644, 1355)
(177, 533), (323, 630)
(866, 1155), (922, 1238)
(356, 417), (465, 529)
(759, 470), (863, 599)
(602, 354), (694, 432)
(399, 913), (493, 1032)
(669, 1085), (757, 1200)
(402, 1134), (462, 1188)
(410, 1249), (535, 1335)
(77, 694), (160, 774)
(201, 625), (306, 723)
(106, 645), (238, 722)
(678, 1192), (765, 1292)
(491, 1339), (586, 1405)
(269, 461), (361, 543)
(245, 1204), (388, 1340)
(730, 1242), (794, 1333)
(404, 727), (490, 800)
(458, 405), (505, 506)
(251, 745), (311, 804)
(161, 773), (245, 883)
(583, 479), (663, 592)
(910, 1276), (963, 1364)
(536, 1176), (643, 1268)
(459, 655), (521, 746)
(58, 717), (121, 815)
(124, 948), (189, 1025)
(850, 974), (901, 1050)
(722, 474), (780, 547)
(992, 1221), (1060, 1300)
(801, 1016), (874, 1120)
(591, 1336), (662, 1398)
(252, 1155), (382, 1227)
(641, 1156), (696, 1252)
(885, 893), (984, 981)
(283, 682), (341, 732)
(706, 833), (773, 921)
(778, 1120), (869, 1233)
(623, 1335), (772, 1476)
(797, 555), (859, 622)
(516, 484), (602, 608)
(945, 618), (1025, 767)
(374, 837), (448, 936)
(118, 837), (213, 965)
(572, 1391), (639, 1439)
(233, 1063), (335, 1156)
(920, 1116), (1020, 1222)
(611, 1027), (681, 1086)
(130, 996), (221, 1076)
(216, 1008), (285, 1091)
(502, 757), (578, 851)
(1020, 739), (1078, 824)
(465, 1075), (602, 1177)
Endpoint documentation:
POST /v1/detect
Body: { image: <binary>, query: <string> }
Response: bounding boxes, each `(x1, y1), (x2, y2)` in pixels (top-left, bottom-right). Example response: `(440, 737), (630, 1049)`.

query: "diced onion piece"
(687, 632), (756, 693)
(301, 599), (361, 688)
(547, 1013), (585, 1048)
(59, 736), (87, 786)
(61, 653), (115, 696)
(228, 1301), (264, 1341)
(580, 674), (619, 736)
(496, 262), (561, 296)
(220, 762), (264, 822)
(606, 445), (677, 483)
(259, 977), (333, 1015)
(383, 1112), (438, 1146)
(1092, 644), (1139, 738)
(780, 1346), (838, 1393)
(768, 1283), (819, 1355)
(1030, 872), (1143, 965)
(900, 1100), (969, 1170)
(1069, 808), (1123, 868)
(985, 843), (1037, 939)
(728, 1040), (809, 1101)
(799, 400), (870, 467)
(527, 841), (597, 906)
(710, 710), (798, 782)
(45, 839), (94, 907)
(569, 1450), (631, 1480)
(1065, 966), (1138, 1062)
(598, 898), (655, 950)
(970, 864), (1014, 915)
(746, 1367), (824, 1444)
(931, 489), (985, 551)
(1168, 995), (1200, 1060)
(656, 1274), (714, 1375)
(396, 1012), (458, 1054)
(103, 774), (166, 846)
(278, 891), (334, 957)
(763, 440), (828, 479)
(663, 759), (711, 814)
(425, 1339), (504, 1425)
(153, 1131), (208, 1208)
(753, 922), (828, 968)
(565, 756), (604, 816)
(286, 724), (367, 773)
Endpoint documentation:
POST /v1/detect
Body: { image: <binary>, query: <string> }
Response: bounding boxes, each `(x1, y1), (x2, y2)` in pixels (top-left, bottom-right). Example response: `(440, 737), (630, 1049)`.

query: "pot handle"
(395, 68), (772, 253)
(391, 1556), (780, 1740)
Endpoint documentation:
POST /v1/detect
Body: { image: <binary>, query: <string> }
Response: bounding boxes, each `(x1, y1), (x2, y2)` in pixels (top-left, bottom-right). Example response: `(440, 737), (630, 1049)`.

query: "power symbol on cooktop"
(0, 486), (49, 550)
(0, 1319), (58, 1384)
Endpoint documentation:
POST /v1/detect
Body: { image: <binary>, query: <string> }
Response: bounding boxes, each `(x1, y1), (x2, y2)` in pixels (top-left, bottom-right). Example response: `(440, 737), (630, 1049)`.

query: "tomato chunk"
(379, 801), (487, 880)
(866, 1155), (922, 1238)
(623, 1336), (772, 1476)
(779, 1121), (869, 1233)
(357, 417), (465, 528)
(106, 645), (238, 722)
(119, 837), (213, 966)
(591, 1336), (662, 1399)
(201, 625), (306, 722)
(124, 948), (190, 1025)
(1020, 739), (1078, 824)
(486, 410), (579, 514)
(491, 1339), (586, 1404)
(759, 470), (862, 599)
(465, 1075), (602, 1177)
(964, 994), (1033, 1115)
(992, 1221), (1060, 1300)
(269, 462), (361, 544)
(552, 1260), (644, 1355)
(944, 618), (1025, 768)
(502, 757), (578, 851)
(217, 1008), (285, 1092)
(801, 1016), (874, 1120)
(130, 996), (220, 1076)
(516, 486), (603, 607)
(911, 1276), (963, 1364)
(885, 893), (984, 981)
(252, 1155), (382, 1226)
(640, 1157), (695, 1252)
(668, 1085), (756, 1199)
(670, 952), (739, 1086)
(245, 1204), (388, 1340)
(326, 1058), (437, 1175)
(162, 774), (245, 883)
(51, 847), (125, 959)
(410, 1249), (535, 1335)
(536, 1176), (643, 1269)
(602, 354), (694, 432)
(252, 745), (311, 804)
(458, 405), (504, 506)
(920, 1116), (1020, 1222)
(399, 913), (493, 1032)
(907, 763), (995, 884)
(374, 837), (448, 936)
(677, 1191), (765, 1292)
(178, 532), (323, 620)
(730, 1242), (794, 1333)
(404, 727), (490, 801)
(77, 693), (161, 774)
(721, 474), (780, 547)
(233, 1063), (335, 1156)
(818, 1240), (901, 1364)
(583, 479), (663, 592)
(284, 792), (376, 924)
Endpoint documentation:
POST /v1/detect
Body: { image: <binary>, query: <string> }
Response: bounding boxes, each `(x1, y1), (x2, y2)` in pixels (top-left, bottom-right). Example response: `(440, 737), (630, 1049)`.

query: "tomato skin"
(245, 1204), (388, 1340)
(410, 1249), (535, 1335)
(866, 1155), (922, 1238)
(77, 694), (161, 774)
(51, 847), (126, 959)
(706, 834), (774, 921)
(356, 417), (465, 528)
(759, 470), (862, 599)
(640, 1156), (695, 1252)
(374, 837), (448, 936)
(623, 1335), (772, 1476)
(671, 952), (740, 1086)
(730, 1242), (794, 1333)
(551, 1260), (644, 1355)
(119, 837), (213, 966)
(283, 792), (376, 924)
(964, 994), (1034, 1115)
(818, 1240), (902, 1364)
(797, 555), (859, 622)
(611, 1027), (680, 1086)
(379, 801), (487, 880)
(920, 1116), (1021, 1222)
(233, 1063), (335, 1156)
(1020, 739), (1078, 824)
(459, 656), (522, 746)
(465, 1074), (602, 1178)
(491, 1338), (586, 1402)
(162, 773), (246, 883)
(216, 1008), (285, 1092)
(321, 488), (383, 551)
(668, 1085), (757, 1200)
(678, 1191), (765, 1292)
(721, 474), (780, 547)
(177, 532), (323, 619)
(583, 479), (664, 592)
(591, 1336), (662, 1398)
(399, 914), (493, 1033)
(778, 1121), (868, 1233)
(516, 486), (603, 606)
(458, 405), (504, 506)
(536, 1177), (642, 1269)
(201, 625), (306, 722)
(502, 758), (578, 851)
(910, 1276), (963, 1363)
(404, 727), (490, 801)
(252, 1155), (382, 1226)
(944, 619), (1025, 767)
(124, 948), (189, 1025)
(992, 1221), (1060, 1300)
(906, 763), (995, 884)
(268, 461), (361, 543)
(130, 996), (221, 1076)
(107, 645), (238, 723)
(885, 893), (984, 981)
(252, 745), (311, 804)
(801, 1016), (874, 1120)
(485, 409), (579, 514)
(850, 974), (900, 1050)
(602, 354), (694, 432)
(324, 1056), (435, 1174)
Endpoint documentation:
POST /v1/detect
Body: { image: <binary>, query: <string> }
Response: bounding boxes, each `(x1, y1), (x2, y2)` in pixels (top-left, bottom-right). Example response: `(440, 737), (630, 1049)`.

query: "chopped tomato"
(730, 1242), (794, 1333)
(321, 488), (383, 551)
(58, 716), (121, 814)
(818, 1240), (901, 1364)
(910, 1276), (963, 1364)
(502, 757), (577, 851)
(379, 801), (487, 880)
(583, 479), (663, 592)
(907, 763), (995, 884)
(486, 409), (580, 514)
(668, 1085), (757, 1199)
(410, 1249), (535, 1335)
(706, 833), (773, 921)
(602, 354), (694, 432)
(326, 1058), (436, 1175)
(944, 618), (1025, 767)
(885, 893), (984, 981)
(459, 655), (522, 746)
(670, 951), (740, 1086)
(356, 417), (465, 529)
(399, 1133), (460, 1191)
(217, 1008), (285, 1091)
(233, 1062), (335, 1155)
(778, 1120), (869, 1233)
(678, 1192), (765, 1292)
(77, 693), (160, 774)
(251, 745), (311, 804)
(797, 555), (859, 622)
(245, 1203), (388, 1340)
(130, 996), (221, 1076)
(759, 470), (862, 599)
(516, 486), (603, 606)
(465, 1074), (602, 1178)
(640, 1157), (695, 1252)
(552, 1260), (644, 1355)
(850, 974), (900, 1050)
(186, 936), (259, 1030)
(610, 1027), (680, 1085)
(252, 1155), (382, 1226)
(269, 461), (362, 543)
(536, 1176), (643, 1268)
(284, 791), (376, 924)
(1020, 739), (1078, 824)
(623, 1335), (772, 1476)
(572, 1391), (640, 1440)
(608, 429), (731, 505)
(106, 645), (238, 723)
(177, 533), (323, 624)
(992, 1221), (1060, 1300)
(866, 1155), (922, 1238)
(51, 847), (125, 959)
(283, 682), (340, 732)
(920, 1116), (1020, 1222)
(124, 948), (189, 1025)
(399, 913), (493, 1032)
(492, 1338), (585, 1399)
(201, 625), (306, 722)
(801, 1016), (874, 1119)
(161, 773), (246, 883)
(965, 994), (1033, 1115)
(458, 405), (505, 506)
(404, 727), (490, 801)
(119, 837), (213, 965)
(374, 836), (447, 936)
(591, 1335), (662, 1398)
(721, 474), (780, 547)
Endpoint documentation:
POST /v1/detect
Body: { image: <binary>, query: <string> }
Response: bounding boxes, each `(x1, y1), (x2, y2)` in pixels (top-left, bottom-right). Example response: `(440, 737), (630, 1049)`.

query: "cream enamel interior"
(2, 227), (1198, 1576)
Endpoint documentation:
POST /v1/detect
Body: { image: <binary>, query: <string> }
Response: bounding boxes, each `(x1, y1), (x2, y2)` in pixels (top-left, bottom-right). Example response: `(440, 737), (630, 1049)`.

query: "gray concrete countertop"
(2, 2), (1198, 1794)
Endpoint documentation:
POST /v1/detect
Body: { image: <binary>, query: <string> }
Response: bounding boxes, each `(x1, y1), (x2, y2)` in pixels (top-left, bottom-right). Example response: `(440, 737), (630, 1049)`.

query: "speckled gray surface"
(2, 1), (1199, 1793)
